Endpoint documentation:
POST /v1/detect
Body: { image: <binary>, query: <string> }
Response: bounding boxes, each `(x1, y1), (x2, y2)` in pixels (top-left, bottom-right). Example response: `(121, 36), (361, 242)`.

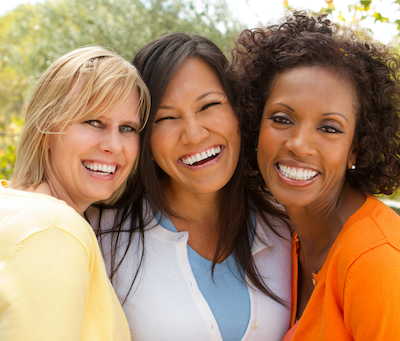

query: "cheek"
(127, 136), (140, 162)
(257, 127), (274, 160)
(48, 135), (68, 166)
(256, 127), (278, 182)
(149, 130), (171, 166)
(229, 126), (241, 156)
(218, 115), (241, 149)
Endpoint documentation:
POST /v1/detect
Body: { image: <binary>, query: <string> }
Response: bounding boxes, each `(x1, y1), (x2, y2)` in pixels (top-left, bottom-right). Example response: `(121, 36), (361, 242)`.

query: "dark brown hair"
(228, 11), (400, 196)
(95, 32), (288, 306)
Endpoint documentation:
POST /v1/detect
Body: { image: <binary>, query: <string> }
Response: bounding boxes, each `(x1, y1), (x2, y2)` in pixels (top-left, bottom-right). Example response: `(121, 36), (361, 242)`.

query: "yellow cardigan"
(0, 182), (130, 341)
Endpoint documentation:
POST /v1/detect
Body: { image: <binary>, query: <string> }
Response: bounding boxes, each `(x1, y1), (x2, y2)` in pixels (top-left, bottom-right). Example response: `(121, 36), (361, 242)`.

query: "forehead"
(165, 57), (224, 95)
(269, 66), (358, 107)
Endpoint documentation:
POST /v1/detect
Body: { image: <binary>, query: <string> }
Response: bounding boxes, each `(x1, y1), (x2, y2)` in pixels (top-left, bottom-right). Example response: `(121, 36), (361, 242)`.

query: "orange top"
(283, 196), (400, 341)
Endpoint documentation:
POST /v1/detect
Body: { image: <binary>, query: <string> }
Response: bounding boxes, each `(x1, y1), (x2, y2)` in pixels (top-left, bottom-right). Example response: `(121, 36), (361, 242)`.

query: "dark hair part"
(228, 11), (400, 196)
(95, 32), (289, 306)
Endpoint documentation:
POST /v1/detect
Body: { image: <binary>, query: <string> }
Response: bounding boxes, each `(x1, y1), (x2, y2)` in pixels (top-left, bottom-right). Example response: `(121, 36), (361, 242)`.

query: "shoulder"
(336, 196), (400, 259)
(253, 212), (292, 272)
(0, 188), (96, 259)
(254, 212), (292, 247)
(86, 199), (153, 232)
(85, 205), (119, 232)
(328, 196), (400, 290)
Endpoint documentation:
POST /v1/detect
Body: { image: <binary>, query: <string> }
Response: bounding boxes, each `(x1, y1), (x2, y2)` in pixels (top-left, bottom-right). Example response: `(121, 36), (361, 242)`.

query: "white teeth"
(278, 164), (317, 181)
(181, 146), (222, 166)
(83, 162), (116, 174)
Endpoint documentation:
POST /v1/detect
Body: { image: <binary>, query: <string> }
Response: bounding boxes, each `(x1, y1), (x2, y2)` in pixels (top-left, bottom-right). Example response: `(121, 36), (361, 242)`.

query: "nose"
(285, 126), (316, 157)
(180, 116), (209, 145)
(99, 127), (123, 154)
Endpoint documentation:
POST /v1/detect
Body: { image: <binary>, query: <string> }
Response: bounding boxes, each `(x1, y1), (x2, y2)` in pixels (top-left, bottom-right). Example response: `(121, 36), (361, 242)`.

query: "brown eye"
(268, 115), (292, 125)
(320, 126), (343, 134)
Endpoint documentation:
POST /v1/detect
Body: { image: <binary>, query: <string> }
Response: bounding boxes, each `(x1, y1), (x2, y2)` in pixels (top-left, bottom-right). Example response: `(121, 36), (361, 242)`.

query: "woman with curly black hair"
(229, 11), (400, 340)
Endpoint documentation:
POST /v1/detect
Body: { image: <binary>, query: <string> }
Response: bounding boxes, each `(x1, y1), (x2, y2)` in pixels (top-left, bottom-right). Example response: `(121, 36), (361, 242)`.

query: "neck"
(162, 180), (225, 261)
(287, 181), (365, 273)
(163, 180), (220, 227)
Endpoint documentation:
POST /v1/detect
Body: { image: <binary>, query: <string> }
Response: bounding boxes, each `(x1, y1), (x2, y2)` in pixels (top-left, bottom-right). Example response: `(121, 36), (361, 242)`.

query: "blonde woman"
(0, 46), (150, 341)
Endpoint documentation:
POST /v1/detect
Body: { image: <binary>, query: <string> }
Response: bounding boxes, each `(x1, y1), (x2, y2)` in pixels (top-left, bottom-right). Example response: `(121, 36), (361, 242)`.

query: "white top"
(88, 206), (292, 341)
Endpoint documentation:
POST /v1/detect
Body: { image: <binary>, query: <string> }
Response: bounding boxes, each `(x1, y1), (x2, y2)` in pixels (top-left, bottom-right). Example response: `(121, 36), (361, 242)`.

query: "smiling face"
(257, 66), (358, 209)
(149, 57), (241, 196)
(47, 90), (141, 212)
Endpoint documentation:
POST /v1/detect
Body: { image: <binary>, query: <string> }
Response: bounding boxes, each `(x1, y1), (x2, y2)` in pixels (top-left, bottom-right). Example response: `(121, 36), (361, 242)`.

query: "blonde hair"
(11, 46), (150, 204)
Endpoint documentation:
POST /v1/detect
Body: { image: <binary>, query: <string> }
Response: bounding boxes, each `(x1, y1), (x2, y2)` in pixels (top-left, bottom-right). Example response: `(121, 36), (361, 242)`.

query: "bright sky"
(230, 0), (399, 44)
(0, 0), (398, 43)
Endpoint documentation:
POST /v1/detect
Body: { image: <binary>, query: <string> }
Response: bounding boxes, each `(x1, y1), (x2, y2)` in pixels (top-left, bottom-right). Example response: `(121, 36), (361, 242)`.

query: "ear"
(347, 141), (358, 169)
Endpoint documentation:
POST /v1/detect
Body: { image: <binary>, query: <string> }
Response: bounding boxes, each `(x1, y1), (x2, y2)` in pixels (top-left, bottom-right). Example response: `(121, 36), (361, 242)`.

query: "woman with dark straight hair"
(88, 32), (292, 341)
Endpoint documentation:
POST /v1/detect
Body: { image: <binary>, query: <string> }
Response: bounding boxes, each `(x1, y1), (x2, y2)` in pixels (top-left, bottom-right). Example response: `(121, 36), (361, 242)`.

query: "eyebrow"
(270, 103), (348, 122)
(269, 103), (294, 111)
(322, 112), (348, 122)
(159, 91), (225, 110)
(195, 91), (225, 102)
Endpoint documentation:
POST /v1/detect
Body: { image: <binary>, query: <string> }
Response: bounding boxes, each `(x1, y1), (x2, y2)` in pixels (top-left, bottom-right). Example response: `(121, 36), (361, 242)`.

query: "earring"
(351, 165), (356, 170)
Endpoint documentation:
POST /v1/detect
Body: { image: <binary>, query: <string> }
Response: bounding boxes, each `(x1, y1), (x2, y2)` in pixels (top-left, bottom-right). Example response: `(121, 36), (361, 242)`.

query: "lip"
(179, 145), (224, 169)
(275, 162), (320, 187)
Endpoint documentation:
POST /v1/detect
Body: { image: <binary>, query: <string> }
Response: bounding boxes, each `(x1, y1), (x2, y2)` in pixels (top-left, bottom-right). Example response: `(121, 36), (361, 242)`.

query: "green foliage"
(348, 0), (398, 24)
(0, 0), (243, 177)
(0, 116), (23, 180)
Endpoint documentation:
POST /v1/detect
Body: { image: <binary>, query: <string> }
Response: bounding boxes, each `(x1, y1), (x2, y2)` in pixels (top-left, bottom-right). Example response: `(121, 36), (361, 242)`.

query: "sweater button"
(251, 321), (258, 329)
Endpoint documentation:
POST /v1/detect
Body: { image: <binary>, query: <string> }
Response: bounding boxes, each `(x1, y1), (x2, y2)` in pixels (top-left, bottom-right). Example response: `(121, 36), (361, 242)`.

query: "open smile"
(181, 146), (222, 166)
(277, 163), (319, 181)
(83, 161), (117, 175)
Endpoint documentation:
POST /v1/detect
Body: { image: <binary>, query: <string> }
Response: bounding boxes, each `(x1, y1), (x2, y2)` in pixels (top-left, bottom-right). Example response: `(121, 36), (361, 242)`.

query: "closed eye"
(154, 116), (177, 124)
(200, 102), (220, 111)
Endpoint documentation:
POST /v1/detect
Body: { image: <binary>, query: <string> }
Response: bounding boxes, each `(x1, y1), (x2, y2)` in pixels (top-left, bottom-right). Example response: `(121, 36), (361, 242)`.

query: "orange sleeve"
(343, 243), (400, 340)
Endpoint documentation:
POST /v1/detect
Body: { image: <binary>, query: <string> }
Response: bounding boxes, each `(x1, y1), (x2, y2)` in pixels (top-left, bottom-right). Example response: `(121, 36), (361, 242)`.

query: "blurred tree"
(0, 0), (243, 179)
(304, 0), (400, 37)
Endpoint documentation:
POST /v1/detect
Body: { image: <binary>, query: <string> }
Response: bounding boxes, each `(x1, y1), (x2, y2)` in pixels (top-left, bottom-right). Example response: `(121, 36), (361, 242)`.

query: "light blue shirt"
(155, 211), (255, 341)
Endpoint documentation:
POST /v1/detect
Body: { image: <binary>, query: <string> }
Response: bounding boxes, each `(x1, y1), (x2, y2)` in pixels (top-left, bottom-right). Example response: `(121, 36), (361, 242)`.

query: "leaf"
(373, 12), (389, 23)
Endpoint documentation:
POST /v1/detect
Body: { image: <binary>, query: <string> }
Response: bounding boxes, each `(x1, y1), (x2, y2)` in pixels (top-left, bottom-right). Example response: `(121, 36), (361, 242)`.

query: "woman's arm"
(344, 243), (400, 340)
(0, 227), (90, 341)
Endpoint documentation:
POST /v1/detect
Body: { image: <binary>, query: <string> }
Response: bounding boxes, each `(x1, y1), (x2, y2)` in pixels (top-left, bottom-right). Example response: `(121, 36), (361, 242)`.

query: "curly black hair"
(228, 11), (400, 196)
